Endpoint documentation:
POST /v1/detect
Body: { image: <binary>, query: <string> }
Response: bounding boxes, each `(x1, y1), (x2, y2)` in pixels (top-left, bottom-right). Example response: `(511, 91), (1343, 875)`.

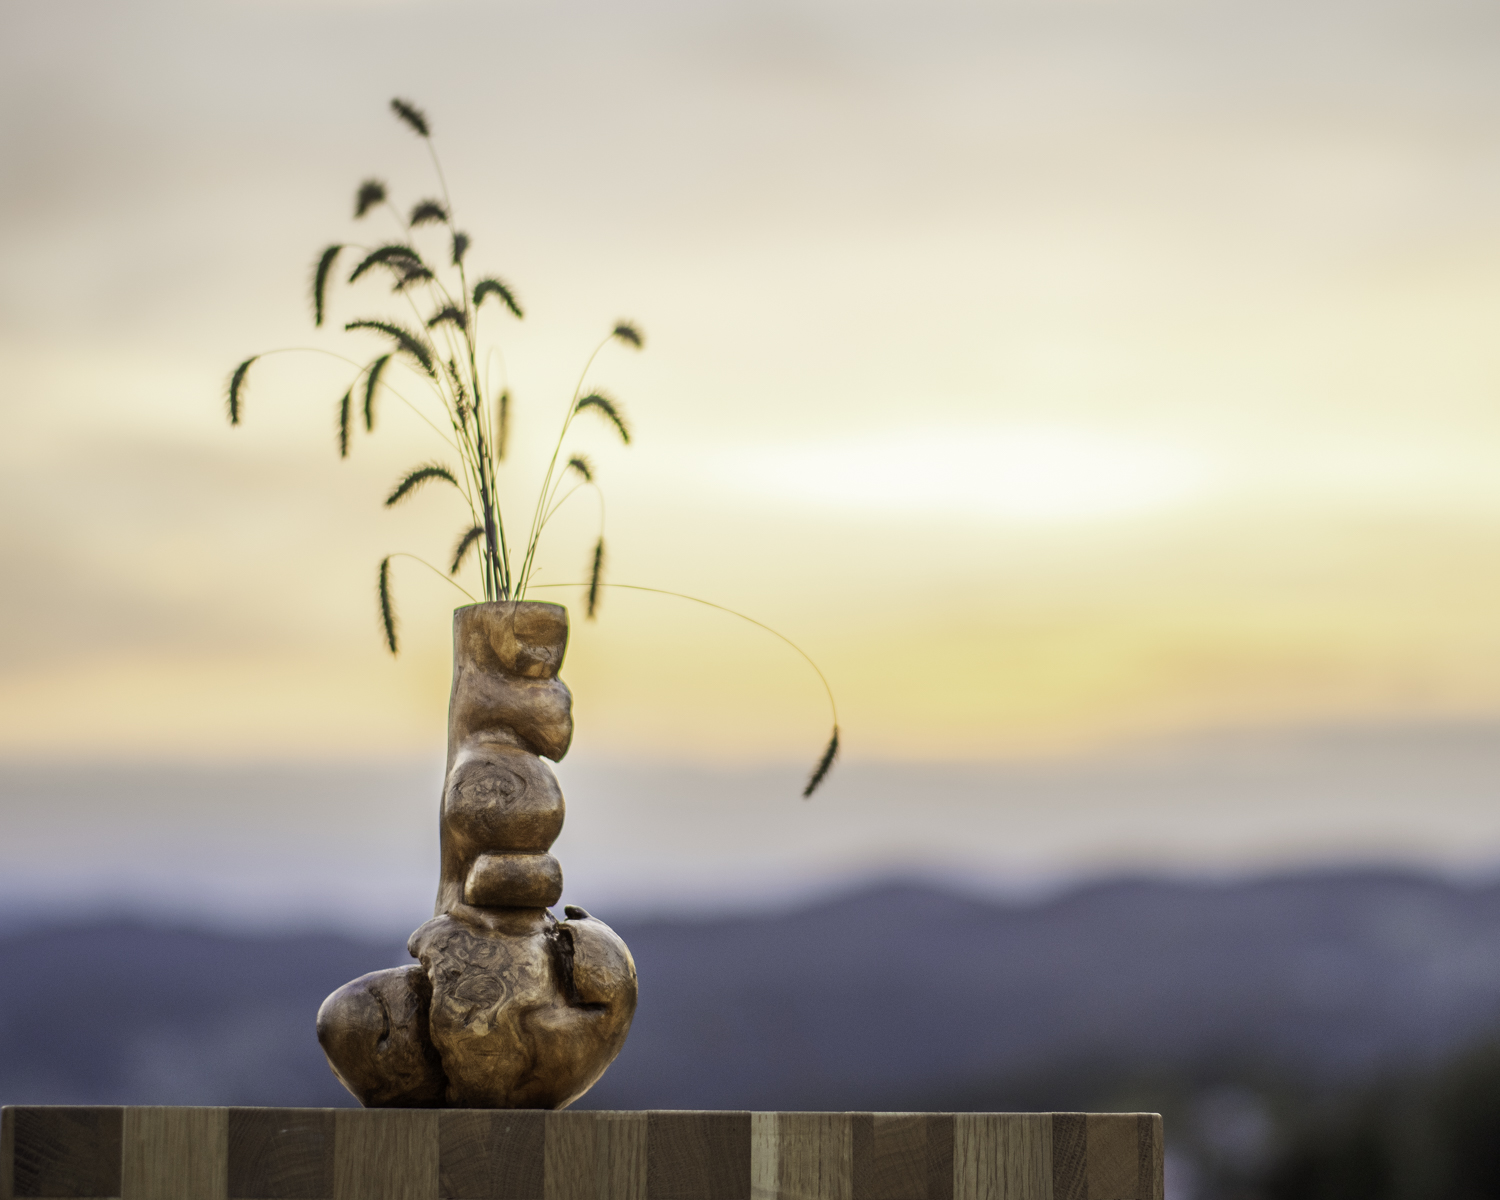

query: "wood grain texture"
(645, 1112), (749, 1200)
(1085, 1117), (1138, 1200)
(227, 1108), (333, 1200)
(594, 1115), (646, 1200)
(0, 1108), (1161, 1200)
(543, 1112), (645, 1200)
(850, 1117), (873, 1200)
(1048, 1116), (1086, 1200)
(1006, 1115), (1053, 1200)
(774, 1113), (852, 1200)
(9, 1107), (121, 1200)
(1136, 1116), (1162, 1200)
(750, 1113), (779, 1200)
(122, 1107), (226, 1200)
(1, 1107), (13, 1200)
(857, 1114), (954, 1200)
(440, 1110), (546, 1200)
(333, 1108), (437, 1200)
(926, 1114), (955, 1200)
(953, 1115), (995, 1200)
(955, 1115), (1052, 1200)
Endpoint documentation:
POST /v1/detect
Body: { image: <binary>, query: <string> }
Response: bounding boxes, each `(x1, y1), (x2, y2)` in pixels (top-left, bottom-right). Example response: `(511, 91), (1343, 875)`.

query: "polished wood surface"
(228, 1109), (333, 1198)
(2, 1108), (1163, 1200)
(317, 602), (637, 1110)
(120, 1107), (228, 1200)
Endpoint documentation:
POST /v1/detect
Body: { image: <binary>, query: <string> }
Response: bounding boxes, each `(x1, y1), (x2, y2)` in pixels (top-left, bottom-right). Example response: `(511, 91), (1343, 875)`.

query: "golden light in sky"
(6, 0), (1500, 774)
(13, 1), (1500, 927)
(719, 423), (1211, 522)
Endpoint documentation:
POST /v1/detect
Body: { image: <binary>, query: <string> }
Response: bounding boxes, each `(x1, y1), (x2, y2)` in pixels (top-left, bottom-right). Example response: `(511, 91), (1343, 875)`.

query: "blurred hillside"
(4, 870), (1500, 1198)
(10, 722), (1500, 933)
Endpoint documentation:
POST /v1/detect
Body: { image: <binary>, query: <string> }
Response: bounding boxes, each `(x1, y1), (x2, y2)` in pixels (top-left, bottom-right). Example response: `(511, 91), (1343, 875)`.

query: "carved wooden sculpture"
(316, 602), (637, 1109)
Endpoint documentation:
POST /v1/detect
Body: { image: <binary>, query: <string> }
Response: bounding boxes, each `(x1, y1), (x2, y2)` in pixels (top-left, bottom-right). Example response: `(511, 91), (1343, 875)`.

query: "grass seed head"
(575, 391), (631, 444)
(473, 277), (524, 320)
(378, 557), (398, 654)
(803, 726), (840, 798)
(338, 387), (352, 458)
(586, 538), (606, 619)
(345, 318), (436, 378)
(226, 356), (257, 425)
(363, 354), (391, 432)
(385, 462), (461, 507)
(450, 525), (485, 575)
(392, 263), (434, 293)
(355, 179), (387, 218)
(390, 98), (430, 138)
(409, 199), (449, 227)
(312, 245), (342, 327)
(348, 243), (422, 285)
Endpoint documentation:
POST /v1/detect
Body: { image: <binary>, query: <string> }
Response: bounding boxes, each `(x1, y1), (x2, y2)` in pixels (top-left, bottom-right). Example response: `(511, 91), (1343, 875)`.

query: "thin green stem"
(416, 133), (504, 600)
(526, 582), (840, 726)
(516, 332), (615, 597)
(245, 347), (465, 458)
(376, 269), (490, 555)
(388, 551), (479, 602)
(542, 479), (587, 525)
(382, 200), (407, 239)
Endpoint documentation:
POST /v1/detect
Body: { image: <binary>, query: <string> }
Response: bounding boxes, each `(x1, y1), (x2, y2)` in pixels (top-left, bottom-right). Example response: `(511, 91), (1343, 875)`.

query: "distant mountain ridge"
(3, 869), (1499, 1110)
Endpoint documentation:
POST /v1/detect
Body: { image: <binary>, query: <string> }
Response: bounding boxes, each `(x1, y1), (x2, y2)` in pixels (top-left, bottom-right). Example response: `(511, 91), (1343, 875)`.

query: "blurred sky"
(7, 0), (1500, 922)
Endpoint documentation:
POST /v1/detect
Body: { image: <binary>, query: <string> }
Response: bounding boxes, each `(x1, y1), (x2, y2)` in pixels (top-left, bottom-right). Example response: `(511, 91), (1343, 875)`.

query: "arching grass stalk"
(530, 582), (840, 798)
(223, 98), (841, 795)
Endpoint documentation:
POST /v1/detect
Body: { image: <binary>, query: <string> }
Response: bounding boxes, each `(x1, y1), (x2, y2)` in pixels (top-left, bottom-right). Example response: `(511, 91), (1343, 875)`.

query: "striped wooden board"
(1, 1107), (1162, 1200)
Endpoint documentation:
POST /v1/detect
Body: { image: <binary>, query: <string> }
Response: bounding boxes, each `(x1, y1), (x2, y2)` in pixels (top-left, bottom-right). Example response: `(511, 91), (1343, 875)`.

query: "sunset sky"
(7, 0), (1500, 922)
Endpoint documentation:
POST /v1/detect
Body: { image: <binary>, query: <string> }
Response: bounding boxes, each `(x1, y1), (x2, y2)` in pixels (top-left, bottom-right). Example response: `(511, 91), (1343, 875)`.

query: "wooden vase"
(316, 602), (637, 1109)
